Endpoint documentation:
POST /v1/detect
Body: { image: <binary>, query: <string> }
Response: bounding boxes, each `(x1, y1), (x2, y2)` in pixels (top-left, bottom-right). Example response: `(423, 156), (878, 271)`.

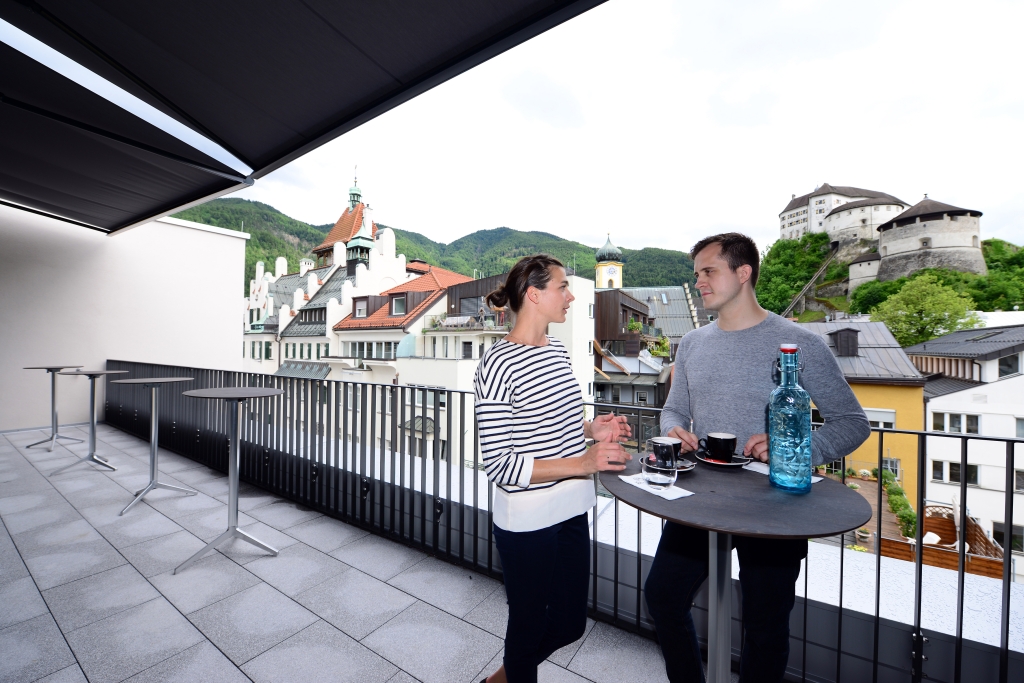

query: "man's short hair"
(690, 233), (760, 287)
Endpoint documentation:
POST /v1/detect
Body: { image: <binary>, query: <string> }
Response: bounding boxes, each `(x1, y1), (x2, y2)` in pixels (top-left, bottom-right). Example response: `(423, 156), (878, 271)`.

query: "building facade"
(779, 183), (906, 243)
(875, 197), (987, 282)
(595, 234), (623, 290)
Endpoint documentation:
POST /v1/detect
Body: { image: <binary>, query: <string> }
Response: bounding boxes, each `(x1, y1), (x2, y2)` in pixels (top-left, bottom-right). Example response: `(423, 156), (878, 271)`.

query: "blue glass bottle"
(769, 344), (812, 493)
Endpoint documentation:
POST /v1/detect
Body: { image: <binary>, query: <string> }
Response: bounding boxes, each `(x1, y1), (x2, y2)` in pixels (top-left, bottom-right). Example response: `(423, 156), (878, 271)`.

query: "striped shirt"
(474, 336), (595, 531)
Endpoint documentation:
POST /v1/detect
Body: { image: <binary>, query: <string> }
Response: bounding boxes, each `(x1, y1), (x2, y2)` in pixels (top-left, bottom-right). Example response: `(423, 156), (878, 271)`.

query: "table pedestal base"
(121, 481), (197, 516)
(174, 526), (277, 574)
(707, 531), (734, 683)
(28, 370), (83, 451)
(50, 376), (116, 476)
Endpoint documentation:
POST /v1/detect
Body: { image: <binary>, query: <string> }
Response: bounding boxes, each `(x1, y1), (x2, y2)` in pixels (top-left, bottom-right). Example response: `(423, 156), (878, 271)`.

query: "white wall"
(0, 206), (247, 430)
(549, 274), (596, 406)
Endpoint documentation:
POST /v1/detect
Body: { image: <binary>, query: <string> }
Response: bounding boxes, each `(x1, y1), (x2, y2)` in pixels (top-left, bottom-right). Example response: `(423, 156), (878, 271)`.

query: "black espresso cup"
(699, 432), (737, 463)
(648, 436), (682, 468)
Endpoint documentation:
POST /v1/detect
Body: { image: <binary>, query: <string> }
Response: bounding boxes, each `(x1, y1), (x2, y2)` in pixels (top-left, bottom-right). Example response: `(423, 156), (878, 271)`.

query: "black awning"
(0, 0), (605, 233)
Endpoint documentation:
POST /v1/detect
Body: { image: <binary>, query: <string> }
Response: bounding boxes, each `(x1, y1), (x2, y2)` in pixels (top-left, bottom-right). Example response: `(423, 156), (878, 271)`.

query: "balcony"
(422, 314), (511, 333)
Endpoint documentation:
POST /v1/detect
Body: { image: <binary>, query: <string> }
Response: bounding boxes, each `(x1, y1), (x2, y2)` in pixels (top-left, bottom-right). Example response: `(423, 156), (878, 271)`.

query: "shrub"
(847, 482), (860, 490)
(888, 495), (910, 514)
(897, 508), (917, 538)
(859, 469), (871, 478)
(886, 483), (904, 498)
(880, 470), (896, 485)
(845, 467), (857, 477)
(871, 467), (879, 479)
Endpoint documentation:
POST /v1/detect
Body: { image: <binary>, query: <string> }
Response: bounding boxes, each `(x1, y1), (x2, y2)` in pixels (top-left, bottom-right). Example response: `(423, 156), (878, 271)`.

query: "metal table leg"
(50, 376), (115, 476)
(175, 399), (277, 573)
(707, 531), (734, 683)
(120, 385), (197, 515)
(27, 369), (83, 451)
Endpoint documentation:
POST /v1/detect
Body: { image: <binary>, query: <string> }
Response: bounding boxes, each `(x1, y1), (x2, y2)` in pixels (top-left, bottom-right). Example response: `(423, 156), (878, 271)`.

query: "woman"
(475, 254), (631, 683)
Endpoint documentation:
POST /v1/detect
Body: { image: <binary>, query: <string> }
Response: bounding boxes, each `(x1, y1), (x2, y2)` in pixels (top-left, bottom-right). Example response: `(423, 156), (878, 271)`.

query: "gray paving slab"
(363, 601), (501, 683)
(175, 506), (256, 541)
(192, 476), (230, 498)
(171, 466), (225, 486)
(241, 619), (398, 683)
(388, 556), (501, 618)
(3, 501), (81, 535)
(244, 542), (349, 596)
(0, 532), (30, 586)
(464, 584), (508, 637)
(214, 482), (281, 511)
(0, 575), (48, 629)
(0, 471), (54, 496)
(79, 501), (184, 549)
(538, 661), (594, 683)
(0, 613), (76, 683)
(66, 597), (206, 683)
(246, 499), (323, 530)
(119, 529), (207, 578)
(41, 563), (160, 632)
(284, 515), (369, 553)
(25, 536), (127, 590)
(122, 640), (250, 683)
(144, 490), (224, 520)
(474, 648), (503, 683)
(547, 618), (596, 669)
(187, 582), (318, 665)
(0, 488), (65, 515)
(295, 567), (417, 640)
(35, 664), (89, 683)
(386, 672), (421, 683)
(51, 474), (133, 508)
(566, 621), (670, 683)
(216, 521), (300, 564)
(330, 534), (427, 581)
(150, 553), (260, 614)
(11, 517), (105, 560)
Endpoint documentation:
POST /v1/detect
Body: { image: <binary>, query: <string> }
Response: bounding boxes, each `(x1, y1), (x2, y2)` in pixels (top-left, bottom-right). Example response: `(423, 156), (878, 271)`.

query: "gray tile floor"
(0, 425), (703, 683)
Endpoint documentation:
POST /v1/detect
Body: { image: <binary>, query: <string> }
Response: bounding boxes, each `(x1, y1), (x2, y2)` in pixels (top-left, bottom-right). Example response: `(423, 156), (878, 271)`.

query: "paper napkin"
(742, 460), (823, 483)
(618, 473), (694, 500)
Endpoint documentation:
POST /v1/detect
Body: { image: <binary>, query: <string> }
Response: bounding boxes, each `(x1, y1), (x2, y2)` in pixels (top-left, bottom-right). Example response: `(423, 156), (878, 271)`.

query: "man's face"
(531, 266), (574, 323)
(693, 243), (749, 312)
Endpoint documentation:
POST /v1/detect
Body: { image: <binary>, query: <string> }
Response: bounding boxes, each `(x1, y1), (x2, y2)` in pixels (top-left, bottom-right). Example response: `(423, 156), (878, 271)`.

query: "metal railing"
(103, 359), (1023, 682)
(422, 314), (511, 332)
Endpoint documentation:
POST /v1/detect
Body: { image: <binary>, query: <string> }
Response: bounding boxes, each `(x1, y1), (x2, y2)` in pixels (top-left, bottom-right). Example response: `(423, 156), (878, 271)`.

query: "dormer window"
(355, 300), (367, 318)
(392, 295), (407, 316)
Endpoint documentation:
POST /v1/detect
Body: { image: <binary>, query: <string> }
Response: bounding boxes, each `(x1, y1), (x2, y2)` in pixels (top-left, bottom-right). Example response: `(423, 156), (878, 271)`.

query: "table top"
(183, 387), (284, 400)
(600, 457), (872, 540)
(24, 366), (83, 371)
(58, 370), (129, 377)
(112, 377), (194, 385)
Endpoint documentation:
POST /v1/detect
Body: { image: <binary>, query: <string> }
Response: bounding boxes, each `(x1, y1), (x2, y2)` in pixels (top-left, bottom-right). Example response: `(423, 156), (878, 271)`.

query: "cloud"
(502, 70), (585, 129)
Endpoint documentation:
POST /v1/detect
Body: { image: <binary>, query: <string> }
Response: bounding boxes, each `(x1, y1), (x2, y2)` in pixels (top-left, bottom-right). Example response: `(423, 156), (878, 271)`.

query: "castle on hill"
(780, 183), (987, 291)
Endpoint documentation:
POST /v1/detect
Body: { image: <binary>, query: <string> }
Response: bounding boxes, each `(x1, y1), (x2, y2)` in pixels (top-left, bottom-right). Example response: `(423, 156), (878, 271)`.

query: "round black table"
(24, 366), (84, 451)
(112, 378), (198, 515)
(49, 370), (128, 476)
(174, 387), (284, 574)
(600, 458), (871, 683)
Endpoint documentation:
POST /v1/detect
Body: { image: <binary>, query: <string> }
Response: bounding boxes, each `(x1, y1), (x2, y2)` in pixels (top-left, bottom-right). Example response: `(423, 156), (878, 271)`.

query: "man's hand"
(590, 414), (631, 442)
(666, 426), (699, 453)
(744, 433), (769, 462)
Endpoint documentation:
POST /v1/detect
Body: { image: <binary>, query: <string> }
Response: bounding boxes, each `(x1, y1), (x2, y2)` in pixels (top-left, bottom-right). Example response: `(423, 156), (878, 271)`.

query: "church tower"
(595, 234), (623, 289)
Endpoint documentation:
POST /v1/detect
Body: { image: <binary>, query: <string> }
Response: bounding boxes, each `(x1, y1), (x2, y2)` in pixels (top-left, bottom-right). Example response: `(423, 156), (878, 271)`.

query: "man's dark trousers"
(644, 522), (807, 683)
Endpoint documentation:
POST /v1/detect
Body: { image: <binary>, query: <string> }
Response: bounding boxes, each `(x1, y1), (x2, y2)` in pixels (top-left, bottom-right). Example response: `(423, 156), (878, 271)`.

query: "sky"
(233, 0), (1024, 255)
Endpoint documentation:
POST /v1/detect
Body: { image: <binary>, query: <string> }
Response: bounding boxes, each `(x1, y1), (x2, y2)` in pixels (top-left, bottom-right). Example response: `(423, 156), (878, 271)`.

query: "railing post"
(999, 440), (1015, 683)
(912, 433), (927, 682)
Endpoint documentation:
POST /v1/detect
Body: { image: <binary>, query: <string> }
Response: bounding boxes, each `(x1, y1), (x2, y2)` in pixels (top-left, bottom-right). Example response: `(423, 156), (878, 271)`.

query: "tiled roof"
(313, 203), (377, 254)
(335, 290), (445, 331)
(800, 321), (924, 384)
(406, 260), (431, 274)
(383, 268), (472, 294)
(877, 197), (982, 232)
(850, 252), (881, 264)
(904, 324), (1024, 361)
(824, 197), (908, 218)
(781, 184), (905, 215)
(619, 286), (696, 339)
(267, 266), (331, 314)
(274, 361), (331, 380)
(280, 267), (352, 337)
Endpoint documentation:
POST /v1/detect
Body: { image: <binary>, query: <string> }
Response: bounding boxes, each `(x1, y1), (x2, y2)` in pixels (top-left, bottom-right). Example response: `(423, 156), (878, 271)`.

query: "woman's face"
(529, 266), (575, 323)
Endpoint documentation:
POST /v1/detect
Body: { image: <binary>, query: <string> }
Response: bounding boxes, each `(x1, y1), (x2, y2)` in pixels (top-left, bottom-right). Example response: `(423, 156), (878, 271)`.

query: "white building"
(876, 197), (988, 282)
(779, 183), (906, 242)
(907, 326), (1024, 580)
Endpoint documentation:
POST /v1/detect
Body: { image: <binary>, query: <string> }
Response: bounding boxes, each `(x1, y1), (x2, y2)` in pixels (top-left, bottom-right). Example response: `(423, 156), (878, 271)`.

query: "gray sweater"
(662, 313), (870, 466)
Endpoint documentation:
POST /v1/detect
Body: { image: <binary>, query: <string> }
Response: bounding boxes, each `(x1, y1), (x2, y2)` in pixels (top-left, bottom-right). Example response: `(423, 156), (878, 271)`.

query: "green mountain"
(173, 198), (695, 293)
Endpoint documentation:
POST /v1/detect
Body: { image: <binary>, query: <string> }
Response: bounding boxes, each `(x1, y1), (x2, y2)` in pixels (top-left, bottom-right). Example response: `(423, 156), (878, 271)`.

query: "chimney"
(299, 258), (315, 277)
(275, 257), (287, 278)
(829, 328), (859, 357)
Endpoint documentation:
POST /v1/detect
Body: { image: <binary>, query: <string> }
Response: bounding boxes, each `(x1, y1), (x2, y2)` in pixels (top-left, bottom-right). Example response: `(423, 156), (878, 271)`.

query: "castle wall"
(848, 257), (880, 292)
(877, 214), (986, 281)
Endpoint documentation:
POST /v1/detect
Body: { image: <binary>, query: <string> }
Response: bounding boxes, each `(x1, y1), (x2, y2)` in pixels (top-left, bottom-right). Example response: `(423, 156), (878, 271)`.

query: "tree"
(870, 274), (981, 346)
(849, 278), (906, 314)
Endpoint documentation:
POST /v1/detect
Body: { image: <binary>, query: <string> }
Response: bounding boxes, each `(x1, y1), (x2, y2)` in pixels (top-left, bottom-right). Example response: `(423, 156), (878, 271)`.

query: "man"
(645, 233), (869, 683)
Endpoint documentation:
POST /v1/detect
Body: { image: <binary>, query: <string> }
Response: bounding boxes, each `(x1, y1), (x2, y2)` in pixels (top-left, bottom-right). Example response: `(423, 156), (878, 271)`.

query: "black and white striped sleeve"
(474, 356), (533, 489)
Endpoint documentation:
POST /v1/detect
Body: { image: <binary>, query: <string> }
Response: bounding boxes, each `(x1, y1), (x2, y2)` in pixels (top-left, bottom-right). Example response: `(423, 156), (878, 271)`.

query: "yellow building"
(595, 234), (623, 289)
(802, 322), (926, 506)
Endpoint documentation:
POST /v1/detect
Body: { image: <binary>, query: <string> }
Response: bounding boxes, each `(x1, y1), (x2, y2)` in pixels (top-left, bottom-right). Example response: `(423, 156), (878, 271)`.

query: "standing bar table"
(24, 366), (84, 451)
(175, 386), (283, 574)
(601, 458), (871, 683)
(49, 370), (128, 476)
(113, 377), (198, 515)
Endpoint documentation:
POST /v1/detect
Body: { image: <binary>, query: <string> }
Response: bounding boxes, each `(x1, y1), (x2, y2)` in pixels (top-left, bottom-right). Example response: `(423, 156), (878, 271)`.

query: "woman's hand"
(589, 414), (631, 442)
(578, 433), (631, 475)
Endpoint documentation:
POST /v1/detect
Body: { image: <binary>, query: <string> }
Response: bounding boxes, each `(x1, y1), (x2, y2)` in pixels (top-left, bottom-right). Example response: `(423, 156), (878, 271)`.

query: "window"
(431, 337), (437, 358)
(392, 296), (406, 316)
(874, 206), (879, 211)
(306, 343), (312, 359)
(611, 386), (620, 402)
(355, 300), (367, 318)
(933, 412), (980, 434)
(265, 342), (272, 360)
(1017, 418), (1024, 438)
(920, 238), (931, 249)
(949, 462), (979, 486)
(588, 341), (594, 355)
(589, 304), (594, 318)
(992, 523), (1023, 552)
(886, 205), (892, 211)
(462, 341), (473, 359)
(950, 414), (961, 432)
(1016, 470), (1024, 492)
(882, 458), (900, 479)
(316, 344), (321, 360)
(865, 409), (895, 430)
(932, 412), (945, 431)
(443, 336), (449, 358)
(932, 460), (944, 481)
(637, 391), (649, 404)
(999, 353), (1020, 378)
(323, 343), (329, 357)
(587, 382), (592, 395)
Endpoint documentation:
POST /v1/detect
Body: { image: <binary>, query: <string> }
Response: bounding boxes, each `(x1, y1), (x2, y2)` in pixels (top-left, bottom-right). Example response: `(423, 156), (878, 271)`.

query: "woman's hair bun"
(485, 286), (509, 309)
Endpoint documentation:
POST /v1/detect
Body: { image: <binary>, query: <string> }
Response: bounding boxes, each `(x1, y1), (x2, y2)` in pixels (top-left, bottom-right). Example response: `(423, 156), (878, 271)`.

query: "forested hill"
(173, 198), (695, 293)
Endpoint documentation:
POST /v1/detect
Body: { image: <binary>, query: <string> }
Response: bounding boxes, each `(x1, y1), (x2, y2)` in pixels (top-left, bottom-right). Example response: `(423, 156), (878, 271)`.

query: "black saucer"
(694, 449), (752, 468)
(643, 454), (695, 472)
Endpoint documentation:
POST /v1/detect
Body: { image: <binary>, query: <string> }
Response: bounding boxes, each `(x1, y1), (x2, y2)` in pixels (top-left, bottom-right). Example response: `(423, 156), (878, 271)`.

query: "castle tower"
(595, 234), (623, 289)
(876, 197), (987, 282)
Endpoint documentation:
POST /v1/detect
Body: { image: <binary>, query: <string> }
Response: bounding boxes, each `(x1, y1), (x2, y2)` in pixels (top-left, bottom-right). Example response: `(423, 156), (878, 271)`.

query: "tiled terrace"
(0, 424), (690, 683)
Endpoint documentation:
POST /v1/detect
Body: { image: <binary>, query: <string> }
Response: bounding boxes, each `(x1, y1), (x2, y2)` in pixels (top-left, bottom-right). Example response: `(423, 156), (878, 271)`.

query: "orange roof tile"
(334, 290), (446, 331)
(383, 267), (472, 294)
(405, 261), (430, 274)
(313, 203), (377, 254)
